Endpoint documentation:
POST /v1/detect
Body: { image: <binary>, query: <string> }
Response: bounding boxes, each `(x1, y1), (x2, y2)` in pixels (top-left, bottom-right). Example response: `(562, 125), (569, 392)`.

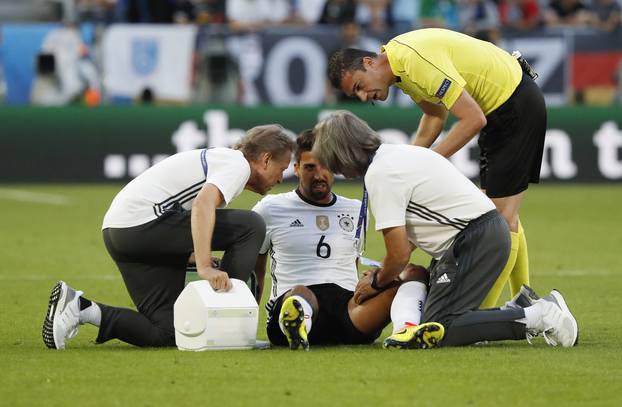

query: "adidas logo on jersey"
(436, 273), (451, 284)
(290, 219), (304, 227)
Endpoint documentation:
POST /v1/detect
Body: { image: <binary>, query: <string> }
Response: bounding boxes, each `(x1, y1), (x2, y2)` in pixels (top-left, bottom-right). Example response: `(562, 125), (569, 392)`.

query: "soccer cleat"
(504, 284), (541, 310)
(42, 281), (83, 349)
(534, 290), (579, 348)
(383, 322), (445, 350)
(279, 296), (309, 351)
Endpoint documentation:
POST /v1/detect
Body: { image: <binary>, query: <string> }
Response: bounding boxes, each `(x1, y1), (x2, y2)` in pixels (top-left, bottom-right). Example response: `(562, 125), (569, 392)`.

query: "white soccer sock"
(390, 281), (427, 334)
(79, 302), (102, 326)
(279, 295), (313, 334)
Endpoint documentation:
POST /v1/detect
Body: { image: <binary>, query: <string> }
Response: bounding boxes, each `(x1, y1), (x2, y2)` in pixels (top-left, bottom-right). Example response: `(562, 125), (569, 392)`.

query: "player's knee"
(231, 211), (266, 249)
(245, 211), (266, 235)
(245, 211), (267, 243)
(287, 285), (313, 298)
(399, 263), (429, 284)
(285, 285), (318, 314)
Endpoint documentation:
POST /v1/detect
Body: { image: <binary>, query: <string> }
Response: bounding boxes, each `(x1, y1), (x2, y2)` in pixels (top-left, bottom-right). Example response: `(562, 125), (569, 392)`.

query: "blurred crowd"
(2, 0), (621, 107)
(27, 0), (622, 37)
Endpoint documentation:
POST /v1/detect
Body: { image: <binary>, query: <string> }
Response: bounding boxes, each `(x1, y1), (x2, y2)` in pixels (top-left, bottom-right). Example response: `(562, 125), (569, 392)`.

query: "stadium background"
(1, 1), (621, 406)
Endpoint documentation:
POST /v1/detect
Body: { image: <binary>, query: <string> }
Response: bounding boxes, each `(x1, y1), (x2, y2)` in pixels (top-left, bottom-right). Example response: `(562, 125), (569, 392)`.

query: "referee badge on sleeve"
(435, 79), (452, 98)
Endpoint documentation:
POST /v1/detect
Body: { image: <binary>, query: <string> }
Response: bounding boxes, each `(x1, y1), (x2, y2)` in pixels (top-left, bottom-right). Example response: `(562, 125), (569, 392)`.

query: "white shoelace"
(526, 327), (558, 346)
(542, 328), (558, 346)
(525, 330), (539, 345)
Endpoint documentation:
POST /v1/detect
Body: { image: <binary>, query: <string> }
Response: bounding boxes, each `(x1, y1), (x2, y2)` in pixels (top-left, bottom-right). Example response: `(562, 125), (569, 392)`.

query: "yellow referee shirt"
(382, 29), (522, 115)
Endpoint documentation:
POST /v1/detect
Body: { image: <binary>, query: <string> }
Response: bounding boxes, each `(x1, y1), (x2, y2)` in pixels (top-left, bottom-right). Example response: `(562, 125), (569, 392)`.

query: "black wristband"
(370, 269), (385, 290)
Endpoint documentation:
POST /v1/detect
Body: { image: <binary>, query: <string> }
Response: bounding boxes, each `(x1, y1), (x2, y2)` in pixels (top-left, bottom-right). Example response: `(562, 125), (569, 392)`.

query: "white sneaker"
(42, 281), (83, 349)
(535, 290), (578, 348)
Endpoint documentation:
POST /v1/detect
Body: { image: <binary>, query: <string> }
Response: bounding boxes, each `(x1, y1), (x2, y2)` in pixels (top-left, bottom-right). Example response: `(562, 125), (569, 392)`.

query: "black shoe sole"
(282, 299), (309, 351)
(42, 281), (62, 349)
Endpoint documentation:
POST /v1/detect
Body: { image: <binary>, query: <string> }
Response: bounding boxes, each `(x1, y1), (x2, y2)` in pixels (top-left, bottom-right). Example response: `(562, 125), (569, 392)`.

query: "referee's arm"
(432, 90), (487, 158)
(413, 100), (448, 148)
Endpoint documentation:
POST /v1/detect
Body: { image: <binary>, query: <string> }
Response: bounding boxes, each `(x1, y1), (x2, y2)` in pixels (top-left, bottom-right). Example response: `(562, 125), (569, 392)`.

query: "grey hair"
(311, 110), (381, 177)
(234, 124), (295, 162)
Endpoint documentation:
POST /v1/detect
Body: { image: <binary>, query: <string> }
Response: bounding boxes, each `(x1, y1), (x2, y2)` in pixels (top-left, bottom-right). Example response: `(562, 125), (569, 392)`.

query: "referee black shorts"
(266, 283), (380, 346)
(478, 72), (547, 198)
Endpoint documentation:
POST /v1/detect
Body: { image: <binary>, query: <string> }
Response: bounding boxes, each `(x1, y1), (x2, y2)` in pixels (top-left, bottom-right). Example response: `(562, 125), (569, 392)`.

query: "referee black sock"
(79, 297), (93, 311)
(78, 297), (102, 326)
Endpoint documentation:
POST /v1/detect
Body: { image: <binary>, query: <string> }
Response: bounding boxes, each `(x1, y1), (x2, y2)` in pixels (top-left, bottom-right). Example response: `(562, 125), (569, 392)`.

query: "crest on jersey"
(338, 214), (355, 232)
(316, 215), (329, 231)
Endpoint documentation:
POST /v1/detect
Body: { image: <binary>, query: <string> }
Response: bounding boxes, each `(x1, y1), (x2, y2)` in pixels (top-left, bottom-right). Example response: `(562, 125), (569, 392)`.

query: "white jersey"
(365, 144), (495, 260)
(252, 190), (363, 302)
(103, 148), (250, 229)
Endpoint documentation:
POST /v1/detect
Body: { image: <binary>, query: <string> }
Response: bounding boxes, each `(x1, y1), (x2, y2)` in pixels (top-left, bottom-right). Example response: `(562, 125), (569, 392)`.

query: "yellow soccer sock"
(509, 221), (530, 297)
(480, 231), (519, 309)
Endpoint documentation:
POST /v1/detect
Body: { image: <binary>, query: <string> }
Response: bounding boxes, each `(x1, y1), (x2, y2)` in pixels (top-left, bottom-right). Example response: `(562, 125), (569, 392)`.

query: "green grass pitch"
(0, 183), (621, 407)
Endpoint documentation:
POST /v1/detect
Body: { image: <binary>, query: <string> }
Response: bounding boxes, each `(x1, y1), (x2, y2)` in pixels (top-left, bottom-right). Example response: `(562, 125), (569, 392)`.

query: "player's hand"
(353, 269), (380, 305)
(199, 267), (232, 292)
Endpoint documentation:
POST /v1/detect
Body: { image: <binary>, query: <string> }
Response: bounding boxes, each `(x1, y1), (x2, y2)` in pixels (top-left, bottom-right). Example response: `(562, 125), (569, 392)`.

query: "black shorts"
(422, 210), (511, 327)
(478, 72), (547, 198)
(266, 283), (380, 346)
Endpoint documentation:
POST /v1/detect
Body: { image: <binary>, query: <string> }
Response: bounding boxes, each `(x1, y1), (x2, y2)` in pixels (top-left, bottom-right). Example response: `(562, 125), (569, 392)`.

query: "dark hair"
(234, 124), (295, 162)
(327, 48), (378, 90)
(295, 129), (315, 162)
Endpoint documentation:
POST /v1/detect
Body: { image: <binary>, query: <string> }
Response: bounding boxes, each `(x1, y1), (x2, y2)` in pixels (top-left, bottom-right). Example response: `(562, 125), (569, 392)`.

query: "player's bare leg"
(347, 286), (399, 334)
(282, 286), (319, 321)
(490, 191), (525, 233)
(348, 264), (427, 335)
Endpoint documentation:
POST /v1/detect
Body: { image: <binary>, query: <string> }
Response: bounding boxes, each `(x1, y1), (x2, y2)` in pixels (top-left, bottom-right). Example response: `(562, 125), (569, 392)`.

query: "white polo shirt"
(365, 144), (495, 259)
(102, 148), (250, 229)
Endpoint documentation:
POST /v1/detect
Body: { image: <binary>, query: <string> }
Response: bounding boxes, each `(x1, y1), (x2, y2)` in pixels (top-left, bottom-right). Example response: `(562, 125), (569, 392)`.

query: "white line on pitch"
(0, 188), (71, 205)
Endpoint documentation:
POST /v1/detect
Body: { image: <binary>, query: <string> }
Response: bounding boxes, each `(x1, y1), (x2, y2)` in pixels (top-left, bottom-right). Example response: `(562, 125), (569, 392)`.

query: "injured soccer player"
(252, 129), (430, 350)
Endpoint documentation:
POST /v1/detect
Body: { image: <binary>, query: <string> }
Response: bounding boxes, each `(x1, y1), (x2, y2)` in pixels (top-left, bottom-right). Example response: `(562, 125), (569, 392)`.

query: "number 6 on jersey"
(316, 235), (331, 259)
